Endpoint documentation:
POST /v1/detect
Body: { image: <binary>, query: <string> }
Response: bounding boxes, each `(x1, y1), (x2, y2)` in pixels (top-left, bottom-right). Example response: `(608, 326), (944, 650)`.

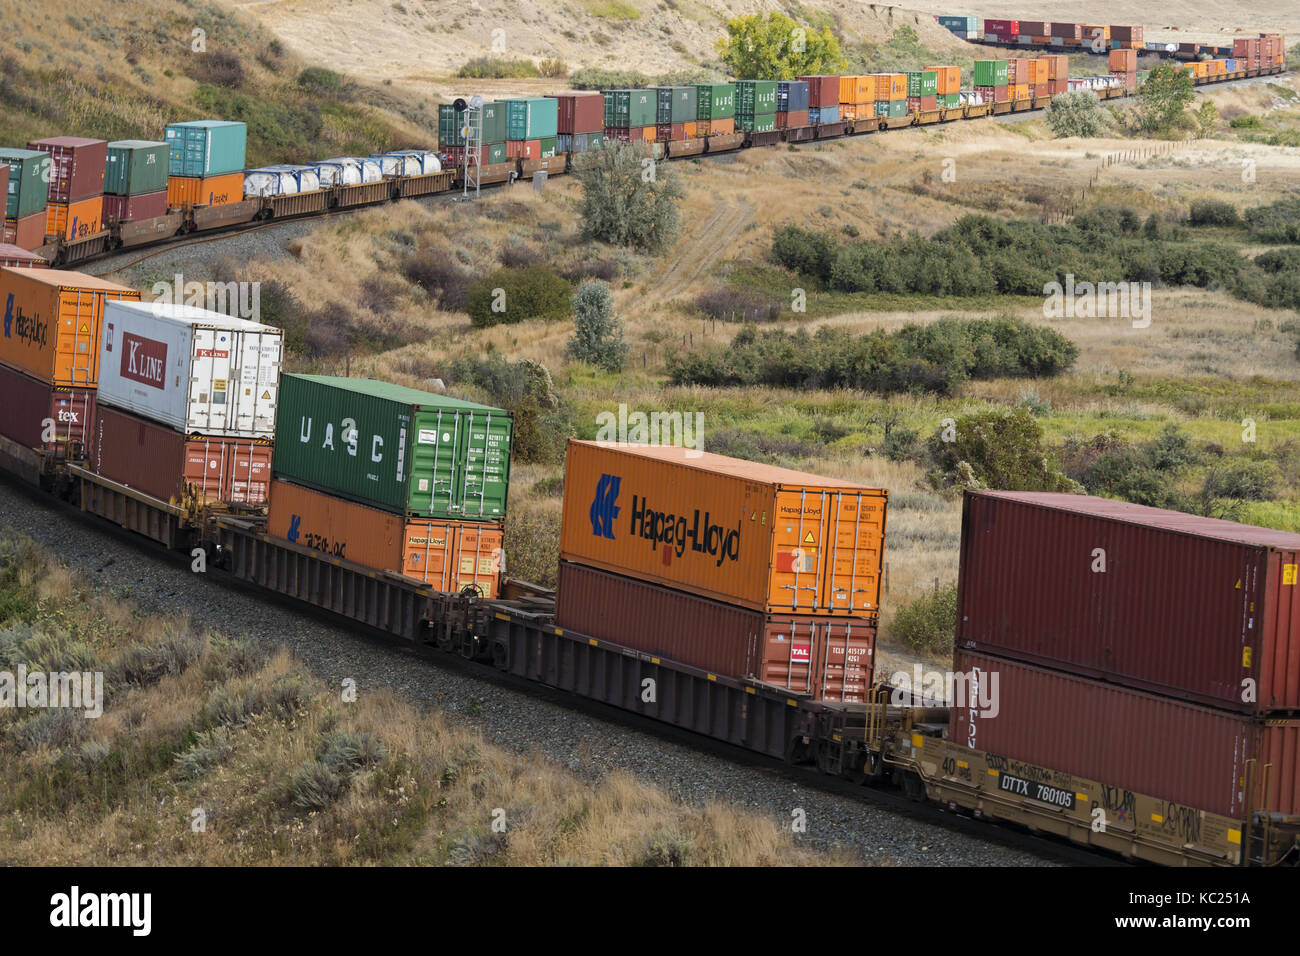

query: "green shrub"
(574, 141), (684, 251)
(296, 67), (350, 98)
(456, 57), (540, 79)
(1244, 198), (1300, 243)
(927, 407), (1079, 493)
(1044, 91), (1110, 137)
(566, 281), (628, 372)
(468, 266), (572, 328)
(889, 584), (957, 655)
(569, 67), (651, 90)
(1187, 199), (1239, 227)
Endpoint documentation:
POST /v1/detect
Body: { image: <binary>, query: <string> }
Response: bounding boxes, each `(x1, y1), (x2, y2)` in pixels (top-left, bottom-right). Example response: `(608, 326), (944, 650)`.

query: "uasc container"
(557, 561), (876, 701)
(952, 649), (1300, 820)
(273, 374), (512, 520)
(104, 141), (170, 196)
(0, 361), (94, 455)
(695, 83), (735, 120)
(165, 121), (247, 177)
(559, 440), (887, 617)
(0, 267), (140, 386)
(0, 149), (51, 220)
(27, 137), (107, 204)
(958, 490), (1300, 713)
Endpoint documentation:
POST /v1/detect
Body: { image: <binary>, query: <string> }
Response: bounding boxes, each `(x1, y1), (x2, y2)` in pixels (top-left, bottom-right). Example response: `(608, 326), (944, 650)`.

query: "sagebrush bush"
(889, 584), (958, 655)
(1044, 91), (1109, 137)
(566, 281), (628, 372)
(456, 57), (540, 79)
(467, 266), (571, 328)
(574, 141), (684, 252)
(927, 407), (1079, 493)
(1188, 199), (1239, 227)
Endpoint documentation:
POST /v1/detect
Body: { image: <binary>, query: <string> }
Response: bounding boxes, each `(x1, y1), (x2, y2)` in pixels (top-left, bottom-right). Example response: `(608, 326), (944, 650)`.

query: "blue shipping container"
(938, 16), (979, 33)
(808, 105), (840, 124)
(777, 81), (810, 112)
(165, 121), (247, 177)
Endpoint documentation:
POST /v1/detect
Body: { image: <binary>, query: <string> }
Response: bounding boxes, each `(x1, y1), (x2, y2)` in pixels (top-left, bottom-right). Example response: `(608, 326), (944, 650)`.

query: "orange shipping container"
(641, 124), (658, 142)
(166, 171), (244, 208)
(267, 478), (503, 596)
(559, 440), (888, 617)
(1025, 59), (1049, 85)
(1108, 48), (1137, 72)
(701, 118), (735, 135)
(0, 266), (140, 386)
(874, 73), (907, 99)
(1044, 54), (1070, 80)
(1011, 83), (1031, 101)
(924, 66), (961, 95)
(852, 75), (876, 103)
(45, 195), (104, 242)
(837, 75), (859, 104)
(1082, 24), (1110, 42)
(682, 121), (698, 138)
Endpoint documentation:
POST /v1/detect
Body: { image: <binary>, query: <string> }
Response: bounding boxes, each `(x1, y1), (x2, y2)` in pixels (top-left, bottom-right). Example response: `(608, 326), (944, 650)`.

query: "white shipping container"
(345, 157), (383, 183)
(97, 300), (283, 438)
(312, 159), (362, 186)
(372, 153), (421, 177)
(244, 168), (300, 197)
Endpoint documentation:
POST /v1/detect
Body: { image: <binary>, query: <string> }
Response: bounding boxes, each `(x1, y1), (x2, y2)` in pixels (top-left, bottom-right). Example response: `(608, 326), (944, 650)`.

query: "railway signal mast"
(455, 96), (484, 199)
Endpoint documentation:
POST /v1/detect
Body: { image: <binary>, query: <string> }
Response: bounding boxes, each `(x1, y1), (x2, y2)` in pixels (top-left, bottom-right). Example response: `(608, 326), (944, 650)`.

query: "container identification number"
(998, 771), (1076, 810)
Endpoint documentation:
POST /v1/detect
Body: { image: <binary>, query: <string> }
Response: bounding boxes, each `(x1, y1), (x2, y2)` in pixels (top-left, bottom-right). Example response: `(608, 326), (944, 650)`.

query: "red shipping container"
(952, 650), (1300, 820)
(905, 97), (937, 113)
(985, 19), (1019, 35)
(797, 75), (841, 108)
(556, 561), (875, 702)
(1049, 79), (1069, 95)
(654, 123), (684, 141)
(775, 110), (809, 128)
(89, 403), (272, 506)
(1050, 22), (1082, 39)
(26, 137), (107, 204)
(1019, 20), (1047, 35)
(101, 190), (168, 223)
(0, 243), (46, 269)
(1006, 57), (1030, 83)
(0, 361), (94, 455)
(1043, 54), (1070, 80)
(975, 85), (1011, 103)
(504, 139), (540, 160)
(603, 126), (644, 143)
(3, 212), (47, 251)
(958, 490), (1300, 713)
(551, 93), (604, 135)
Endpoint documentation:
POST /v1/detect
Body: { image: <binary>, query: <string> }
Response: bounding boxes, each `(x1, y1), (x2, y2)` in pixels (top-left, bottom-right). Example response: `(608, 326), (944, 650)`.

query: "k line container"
(559, 440), (887, 617)
(0, 149), (51, 220)
(167, 172), (244, 208)
(958, 490), (1300, 713)
(0, 267), (140, 386)
(0, 243), (47, 269)
(104, 141), (169, 196)
(273, 374), (512, 521)
(267, 479), (503, 596)
(165, 121), (247, 177)
(90, 404), (271, 506)
(96, 300), (282, 438)
(2, 212), (46, 251)
(27, 137), (107, 204)
(952, 649), (1300, 820)
(45, 196), (104, 241)
(102, 190), (168, 223)
(0, 361), (94, 455)
(556, 561), (875, 701)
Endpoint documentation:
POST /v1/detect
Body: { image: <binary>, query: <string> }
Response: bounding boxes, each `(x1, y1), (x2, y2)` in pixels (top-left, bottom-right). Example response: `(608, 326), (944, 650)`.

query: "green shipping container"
(604, 90), (657, 129)
(736, 113), (778, 132)
(165, 120), (247, 177)
(973, 60), (1010, 87)
(0, 148), (50, 219)
(736, 80), (778, 114)
(481, 102), (508, 145)
(273, 375), (513, 521)
(438, 104), (466, 147)
(488, 142), (508, 164)
(906, 71), (939, 97)
(656, 86), (697, 124)
(940, 93), (961, 108)
(104, 141), (169, 196)
(505, 98), (559, 140)
(441, 102), (509, 146)
(695, 83), (736, 120)
(875, 100), (909, 118)
(539, 137), (558, 158)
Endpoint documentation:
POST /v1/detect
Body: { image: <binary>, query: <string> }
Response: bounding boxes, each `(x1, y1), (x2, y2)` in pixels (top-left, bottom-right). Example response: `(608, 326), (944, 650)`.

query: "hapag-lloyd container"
(0, 361), (94, 455)
(559, 440), (887, 617)
(96, 300), (282, 438)
(27, 137), (107, 203)
(952, 650), (1300, 820)
(272, 374), (512, 521)
(90, 404), (271, 506)
(0, 267), (140, 386)
(557, 561), (876, 701)
(267, 479), (503, 596)
(958, 490), (1300, 713)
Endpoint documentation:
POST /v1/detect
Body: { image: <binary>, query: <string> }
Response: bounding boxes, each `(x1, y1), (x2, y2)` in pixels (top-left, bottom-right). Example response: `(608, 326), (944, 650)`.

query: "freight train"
(3, 50), (1284, 274)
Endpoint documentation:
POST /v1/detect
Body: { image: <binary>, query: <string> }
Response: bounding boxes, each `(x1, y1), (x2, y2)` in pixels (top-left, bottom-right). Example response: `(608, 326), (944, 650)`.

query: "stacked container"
(800, 75), (841, 125)
(501, 97), (559, 160)
(1043, 54), (1070, 95)
(102, 141), (169, 224)
(775, 81), (809, 129)
(556, 441), (888, 702)
(164, 121), (247, 208)
(937, 15), (979, 40)
(983, 18), (1018, 42)
(654, 86), (697, 141)
(837, 76), (875, 121)
(0, 267), (140, 457)
(952, 490), (1300, 821)
(603, 89), (658, 144)
(1109, 48), (1138, 90)
(1050, 22), (1082, 44)
(1082, 24), (1110, 49)
(441, 100), (509, 167)
(924, 66), (962, 109)
(872, 73), (907, 118)
(27, 137), (107, 242)
(0, 149), (51, 251)
(1018, 20), (1048, 44)
(1110, 25), (1144, 49)
(905, 70), (938, 113)
(88, 300), (282, 506)
(552, 93), (607, 152)
(734, 80), (777, 132)
(693, 83), (735, 136)
(267, 374), (512, 595)
(973, 59), (1011, 104)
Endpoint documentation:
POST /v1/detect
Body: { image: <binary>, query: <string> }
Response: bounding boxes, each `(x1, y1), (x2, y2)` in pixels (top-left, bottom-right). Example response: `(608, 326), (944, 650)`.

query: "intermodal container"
(1010, 83), (1031, 101)
(1109, 48), (1138, 72)
(905, 96), (938, 113)
(1050, 22), (1081, 39)
(552, 93), (605, 134)
(736, 113), (777, 132)
(96, 300), (282, 438)
(603, 90), (657, 129)
(604, 126), (644, 143)
(0, 267), (140, 386)
(655, 123), (684, 141)
(273, 374), (512, 520)
(1110, 25), (1143, 43)
(799, 76), (840, 108)
(924, 66), (962, 94)
(438, 104), (469, 147)
(973, 60), (1009, 86)
(655, 86), (696, 124)
(102, 190), (168, 223)
(1019, 20), (1047, 35)
(267, 479), (503, 596)
(694, 84), (735, 120)
(505, 139), (541, 160)
(808, 106), (840, 124)
(952, 649), (1300, 820)
(776, 81), (810, 113)
(695, 118), (736, 136)
(0, 149), (51, 219)
(559, 440), (887, 617)
(1006, 57), (1030, 83)
(538, 136), (558, 158)
(444, 144), (508, 167)
(557, 133), (604, 154)
(939, 93), (961, 109)
(874, 73), (907, 99)
(976, 85), (1011, 103)
(505, 97), (559, 140)
(1043, 54), (1070, 79)
(104, 141), (169, 196)
(838, 75), (875, 105)
(27, 137), (106, 204)
(1082, 24), (1110, 44)
(45, 196), (103, 242)
(0, 243), (47, 270)
(775, 110), (809, 129)
(167, 171), (244, 208)
(736, 80), (778, 114)
(958, 490), (1300, 713)
(90, 403), (271, 506)
(2, 213), (46, 251)
(938, 16), (979, 33)
(1025, 59), (1049, 84)
(984, 19), (1019, 35)
(906, 71), (939, 97)
(557, 561), (876, 701)
(165, 121), (247, 177)
(875, 100), (908, 117)
(0, 361), (93, 455)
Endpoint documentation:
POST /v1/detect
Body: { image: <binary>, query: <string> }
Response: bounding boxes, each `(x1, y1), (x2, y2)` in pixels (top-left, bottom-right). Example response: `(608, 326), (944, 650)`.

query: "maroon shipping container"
(798, 75), (840, 108)
(952, 649), (1300, 820)
(101, 190), (168, 223)
(655, 123), (684, 141)
(0, 361), (94, 455)
(976, 85), (1011, 103)
(551, 93), (604, 135)
(26, 137), (107, 204)
(1049, 79), (1069, 95)
(0, 243), (46, 269)
(1020, 20), (1047, 35)
(958, 490), (1300, 713)
(1110, 25), (1142, 42)
(984, 18), (1019, 35)
(89, 404), (272, 506)
(904, 97), (937, 113)
(604, 126), (644, 143)
(2, 212), (47, 251)
(556, 561), (875, 702)
(776, 110), (809, 128)
(1050, 22), (1082, 38)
